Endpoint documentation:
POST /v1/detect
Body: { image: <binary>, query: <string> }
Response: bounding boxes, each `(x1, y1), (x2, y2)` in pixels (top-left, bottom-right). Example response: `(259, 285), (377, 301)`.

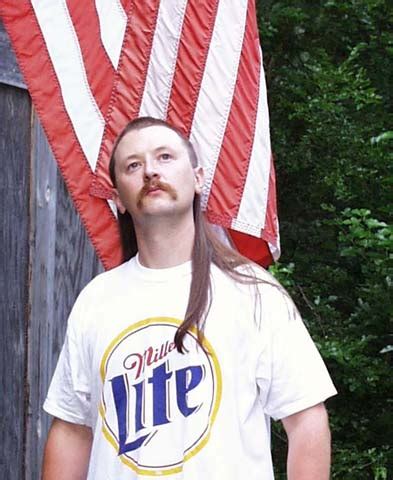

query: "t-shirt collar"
(128, 253), (192, 282)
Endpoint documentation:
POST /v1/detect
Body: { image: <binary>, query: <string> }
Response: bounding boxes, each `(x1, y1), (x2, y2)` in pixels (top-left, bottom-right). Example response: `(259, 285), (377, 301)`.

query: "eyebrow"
(124, 145), (176, 161)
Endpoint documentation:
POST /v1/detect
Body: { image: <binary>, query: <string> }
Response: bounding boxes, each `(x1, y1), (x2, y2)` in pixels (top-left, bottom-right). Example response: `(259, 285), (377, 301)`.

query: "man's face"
(113, 125), (204, 224)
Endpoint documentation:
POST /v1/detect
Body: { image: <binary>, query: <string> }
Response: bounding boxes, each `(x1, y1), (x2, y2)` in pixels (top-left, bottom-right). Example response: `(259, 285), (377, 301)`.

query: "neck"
(134, 215), (195, 269)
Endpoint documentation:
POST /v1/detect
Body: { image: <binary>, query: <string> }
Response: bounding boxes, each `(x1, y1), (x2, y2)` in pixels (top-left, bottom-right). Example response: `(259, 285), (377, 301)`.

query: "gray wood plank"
(0, 19), (26, 89)
(0, 25), (103, 477)
(25, 112), (103, 480)
(0, 84), (31, 480)
(24, 111), (58, 480)
(53, 163), (103, 330)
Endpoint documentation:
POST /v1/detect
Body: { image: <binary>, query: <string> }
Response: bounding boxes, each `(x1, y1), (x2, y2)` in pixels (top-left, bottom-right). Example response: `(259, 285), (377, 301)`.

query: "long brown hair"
(109, 117), (259, 352)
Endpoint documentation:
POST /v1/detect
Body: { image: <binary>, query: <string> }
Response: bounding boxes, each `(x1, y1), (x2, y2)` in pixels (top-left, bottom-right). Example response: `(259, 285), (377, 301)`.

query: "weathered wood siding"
(0, 20), (25, 89)
(0, 20), (103, 479)
(0, 81), (31, 480)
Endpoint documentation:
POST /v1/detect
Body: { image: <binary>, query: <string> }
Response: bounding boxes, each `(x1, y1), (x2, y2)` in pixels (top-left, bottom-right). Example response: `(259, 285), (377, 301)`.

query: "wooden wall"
(0, 20), (103, 479)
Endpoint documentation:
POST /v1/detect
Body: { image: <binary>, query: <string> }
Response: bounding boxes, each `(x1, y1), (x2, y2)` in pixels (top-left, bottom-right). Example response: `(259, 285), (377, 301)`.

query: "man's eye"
(127, 161), (140, 171)
(159, 153), (171, 161)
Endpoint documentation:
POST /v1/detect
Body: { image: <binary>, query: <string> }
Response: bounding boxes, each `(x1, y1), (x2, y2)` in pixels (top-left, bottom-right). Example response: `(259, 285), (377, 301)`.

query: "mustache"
(136, 180), (178, 208)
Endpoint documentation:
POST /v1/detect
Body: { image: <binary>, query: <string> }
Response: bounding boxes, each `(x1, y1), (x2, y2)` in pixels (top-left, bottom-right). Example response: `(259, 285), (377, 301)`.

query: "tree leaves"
(257, 1), (393, 477)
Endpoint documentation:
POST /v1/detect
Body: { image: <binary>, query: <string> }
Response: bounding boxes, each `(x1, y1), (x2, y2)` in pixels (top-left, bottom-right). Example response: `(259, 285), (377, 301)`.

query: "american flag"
(1, 0), (280, 269)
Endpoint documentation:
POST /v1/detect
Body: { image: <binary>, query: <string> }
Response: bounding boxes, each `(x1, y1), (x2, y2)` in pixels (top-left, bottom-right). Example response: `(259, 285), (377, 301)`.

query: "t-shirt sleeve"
(43, 299), (92, 427)
(256, 286), (337, 421)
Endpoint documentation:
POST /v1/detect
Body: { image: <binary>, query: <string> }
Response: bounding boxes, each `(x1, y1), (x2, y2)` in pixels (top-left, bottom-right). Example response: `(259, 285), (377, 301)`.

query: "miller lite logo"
(99, 317), (222, 476)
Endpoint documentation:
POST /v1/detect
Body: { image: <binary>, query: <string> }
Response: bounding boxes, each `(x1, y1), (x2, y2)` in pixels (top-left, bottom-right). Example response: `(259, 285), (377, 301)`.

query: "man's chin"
(136, 201), (176, 216)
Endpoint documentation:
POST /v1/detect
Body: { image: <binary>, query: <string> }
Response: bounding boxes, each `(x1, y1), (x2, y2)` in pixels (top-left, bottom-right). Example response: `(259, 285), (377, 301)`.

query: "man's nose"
(143, 158), (159, 181)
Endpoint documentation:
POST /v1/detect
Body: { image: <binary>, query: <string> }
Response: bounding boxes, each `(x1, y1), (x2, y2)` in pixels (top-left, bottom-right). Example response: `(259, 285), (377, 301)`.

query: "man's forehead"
(118, 124), (185, 152)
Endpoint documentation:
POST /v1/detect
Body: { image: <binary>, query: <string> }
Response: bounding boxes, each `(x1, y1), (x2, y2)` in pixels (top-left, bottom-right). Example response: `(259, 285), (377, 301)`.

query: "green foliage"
(257, 1), (393, 478)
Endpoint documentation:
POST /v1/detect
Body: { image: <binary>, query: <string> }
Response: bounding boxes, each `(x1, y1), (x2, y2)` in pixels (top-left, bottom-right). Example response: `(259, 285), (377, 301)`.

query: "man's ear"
(194, 166), (205, 195)
(112, 188), (126, 214)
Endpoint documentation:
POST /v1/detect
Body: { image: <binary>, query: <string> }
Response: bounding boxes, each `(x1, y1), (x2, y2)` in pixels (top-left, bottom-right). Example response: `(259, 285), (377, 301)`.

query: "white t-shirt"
(44, 255), (337, 479)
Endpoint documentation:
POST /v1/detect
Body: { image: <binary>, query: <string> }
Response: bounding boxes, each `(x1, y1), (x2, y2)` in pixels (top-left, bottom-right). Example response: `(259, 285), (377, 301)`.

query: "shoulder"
(211, 259), (288, 297)
(63, 258), (138, 336)
(219, 261), (300, 328)
(227, 261), (288, 301)
(83, 257), (136, 292)
(68, 257), (136, 318)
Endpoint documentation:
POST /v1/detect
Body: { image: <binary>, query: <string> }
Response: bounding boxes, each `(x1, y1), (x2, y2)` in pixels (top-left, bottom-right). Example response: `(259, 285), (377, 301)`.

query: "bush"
(257, 1), (393, 477)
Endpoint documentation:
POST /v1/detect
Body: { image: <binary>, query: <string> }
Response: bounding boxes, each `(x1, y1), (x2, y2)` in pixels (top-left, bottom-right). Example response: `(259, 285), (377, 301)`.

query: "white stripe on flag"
(95, 0), (127, 69)
(189, 0), (248, 209)
(269, 239), (281, 261)
(231, 47), (271, 236)
(139, 0), (188, 118)
(31, 0), (104, 171)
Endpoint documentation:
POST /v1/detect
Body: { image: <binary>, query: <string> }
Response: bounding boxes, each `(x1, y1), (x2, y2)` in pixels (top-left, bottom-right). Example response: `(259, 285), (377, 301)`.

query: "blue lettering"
(148, 362), (172, 426)
(133, 380), (145, 432)
(176, 366), (203, 417)
(110, 363), (205, 455)
(111, 375), (149, 454)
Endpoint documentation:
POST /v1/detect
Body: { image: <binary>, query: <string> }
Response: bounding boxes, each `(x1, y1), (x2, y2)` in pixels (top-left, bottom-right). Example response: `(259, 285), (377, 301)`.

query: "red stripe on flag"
(1, 0), (122, 270)
(231, 156), (278, 266)
(229, 156), (278, 265)
(228, 229), (273, 268)
(166, 0), (219, 136)
(261, 155), (279, 245)
(90, 0), (161, 199)
(66, 0), (115, 117)
(205, 0), (260, 227)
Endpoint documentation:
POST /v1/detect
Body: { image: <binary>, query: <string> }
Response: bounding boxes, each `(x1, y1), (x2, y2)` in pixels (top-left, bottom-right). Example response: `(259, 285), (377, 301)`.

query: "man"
(42, 117), (336, 479)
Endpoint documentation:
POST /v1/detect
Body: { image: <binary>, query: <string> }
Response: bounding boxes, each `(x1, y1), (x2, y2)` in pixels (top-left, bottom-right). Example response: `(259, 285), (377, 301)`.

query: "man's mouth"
(139, 182), (166, 199)
(146, 185), (162, 194)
